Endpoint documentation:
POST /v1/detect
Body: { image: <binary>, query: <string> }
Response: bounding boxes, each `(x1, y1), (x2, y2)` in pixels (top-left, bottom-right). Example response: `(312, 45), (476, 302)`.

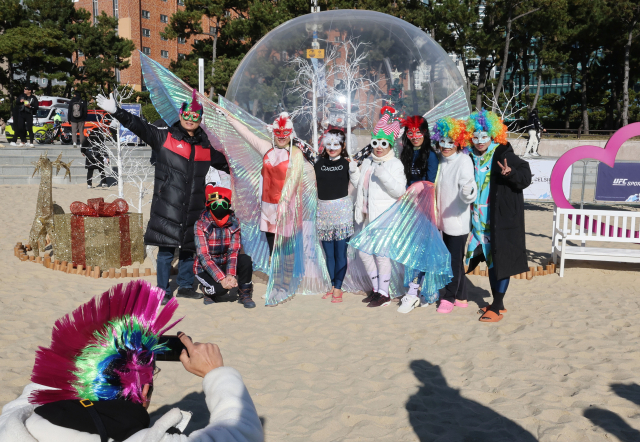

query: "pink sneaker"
(436, 299), (454, 314)
(454, 300), (468, 308)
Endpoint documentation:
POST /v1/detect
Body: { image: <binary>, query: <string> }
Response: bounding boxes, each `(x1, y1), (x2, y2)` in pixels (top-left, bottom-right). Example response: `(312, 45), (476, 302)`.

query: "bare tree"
(484, 87), (529, 155)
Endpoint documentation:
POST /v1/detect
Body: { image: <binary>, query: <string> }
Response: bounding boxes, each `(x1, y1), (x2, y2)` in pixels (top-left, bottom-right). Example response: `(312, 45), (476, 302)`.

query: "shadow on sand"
(406, 360), (537, 441)
(583, 383), (640, 442)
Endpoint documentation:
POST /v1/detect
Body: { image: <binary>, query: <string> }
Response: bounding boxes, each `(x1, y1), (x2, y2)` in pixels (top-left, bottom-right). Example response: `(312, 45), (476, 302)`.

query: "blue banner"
(119, 104), (142, 144)
(595, 162), (640, 202)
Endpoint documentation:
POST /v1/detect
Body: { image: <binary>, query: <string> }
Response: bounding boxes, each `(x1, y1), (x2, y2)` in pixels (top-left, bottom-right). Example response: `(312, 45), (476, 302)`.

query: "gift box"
(52, 198), (144, 268)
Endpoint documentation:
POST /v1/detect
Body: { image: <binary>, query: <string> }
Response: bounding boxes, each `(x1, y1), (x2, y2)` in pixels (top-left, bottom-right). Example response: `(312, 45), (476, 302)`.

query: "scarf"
(466, 142), (498, 268)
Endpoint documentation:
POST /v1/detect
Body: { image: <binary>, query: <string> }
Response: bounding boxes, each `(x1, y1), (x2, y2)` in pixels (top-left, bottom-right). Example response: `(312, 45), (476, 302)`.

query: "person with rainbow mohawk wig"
(96, 89), (230, 306)
(0, 280), (263, 441)
(465, 109), (532, 323)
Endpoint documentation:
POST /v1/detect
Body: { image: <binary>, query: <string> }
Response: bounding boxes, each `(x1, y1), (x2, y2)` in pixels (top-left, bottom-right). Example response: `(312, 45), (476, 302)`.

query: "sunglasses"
(273, 128), (292, 138)
(371, 139), (390, 148)
(208, 199), (229, 210)
(181, 111), (202, 122)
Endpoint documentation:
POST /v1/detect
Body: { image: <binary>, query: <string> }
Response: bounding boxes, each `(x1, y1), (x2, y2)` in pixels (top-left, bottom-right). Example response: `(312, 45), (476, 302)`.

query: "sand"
(1, 183), (640, 441)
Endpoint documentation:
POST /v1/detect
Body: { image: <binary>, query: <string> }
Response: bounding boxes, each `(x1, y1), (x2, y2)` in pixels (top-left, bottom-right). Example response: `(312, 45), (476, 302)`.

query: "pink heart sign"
(550, 122), (640, 238)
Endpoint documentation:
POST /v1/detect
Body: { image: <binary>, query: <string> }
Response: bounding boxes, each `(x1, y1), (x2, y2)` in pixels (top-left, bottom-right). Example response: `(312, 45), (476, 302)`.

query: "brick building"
(73, 0), (213, 90)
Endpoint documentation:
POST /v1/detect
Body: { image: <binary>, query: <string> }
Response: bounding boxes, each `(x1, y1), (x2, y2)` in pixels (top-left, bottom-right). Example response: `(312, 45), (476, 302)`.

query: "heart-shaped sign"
(550, 122), (640, 238)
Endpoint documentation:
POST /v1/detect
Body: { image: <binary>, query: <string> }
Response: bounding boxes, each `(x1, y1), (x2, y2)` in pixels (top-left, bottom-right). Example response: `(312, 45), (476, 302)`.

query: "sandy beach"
(1, 183), (639, 441)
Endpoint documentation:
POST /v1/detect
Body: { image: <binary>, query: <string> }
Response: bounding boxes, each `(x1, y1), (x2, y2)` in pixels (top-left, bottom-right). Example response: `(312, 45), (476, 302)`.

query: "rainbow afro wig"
(430, 117), (470, 148)
(466, 109), (508, 145)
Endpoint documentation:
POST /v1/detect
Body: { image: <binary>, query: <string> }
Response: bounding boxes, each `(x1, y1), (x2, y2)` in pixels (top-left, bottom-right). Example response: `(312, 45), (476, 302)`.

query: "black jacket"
(527, 112), (543, 132)
(80, 145), (105, 169)
(17, 94), (39, 119)
(467, 143), (532, 281)
(112, 107), (230, 252)
(68, 97), (88, 123)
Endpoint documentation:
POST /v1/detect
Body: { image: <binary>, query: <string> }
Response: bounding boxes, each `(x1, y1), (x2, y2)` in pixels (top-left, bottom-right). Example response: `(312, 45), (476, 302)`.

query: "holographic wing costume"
(139, 52), (330, 305)
(350, 181), (453, 303)
(423, 86), (471, 123)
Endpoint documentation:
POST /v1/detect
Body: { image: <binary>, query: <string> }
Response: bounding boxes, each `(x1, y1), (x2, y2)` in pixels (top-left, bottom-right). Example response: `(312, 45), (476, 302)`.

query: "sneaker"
(73, 143), (77, 148)
(362, 291), (377, 303)
(436, 299), (454, 314)
(17, 142), (24, 147)
(531, 152), (541, 157)
(397, 295), (420, 313)
(161, 292), (174, 306)
(367, 293), (391, 307)
(203, 295), (215, 305)
(101, 183), (108, 188)
(9, 142), (16, 146)
(29, 143), (35, 147)
(176, 286), (204, 300)
(87, 184), (92, 188)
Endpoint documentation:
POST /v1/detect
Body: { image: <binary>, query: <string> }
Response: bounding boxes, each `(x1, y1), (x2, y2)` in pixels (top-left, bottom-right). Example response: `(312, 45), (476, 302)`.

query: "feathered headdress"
(371, 106), (402, 146)
(29, 281), (181, 405)
(401, 115), (425, 132)
(322, 131), (345, 148)
(430, 117), (470, 148)
(465, 109), (508, 145)
(180, 89), (203, 115)
(267, 112), (295, 147)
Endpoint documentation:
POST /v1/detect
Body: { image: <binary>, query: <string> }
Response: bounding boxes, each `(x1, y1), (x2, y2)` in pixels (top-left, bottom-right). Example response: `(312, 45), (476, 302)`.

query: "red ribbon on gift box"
(69, 198), (132, 267)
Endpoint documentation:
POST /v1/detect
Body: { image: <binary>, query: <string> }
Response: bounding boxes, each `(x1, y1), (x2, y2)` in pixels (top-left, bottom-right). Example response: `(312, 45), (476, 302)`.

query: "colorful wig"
(29, 281), (181, 405)
(465, 109), (508, 145)
(430, 117), (470, 148)
(180, 89), (203, 116)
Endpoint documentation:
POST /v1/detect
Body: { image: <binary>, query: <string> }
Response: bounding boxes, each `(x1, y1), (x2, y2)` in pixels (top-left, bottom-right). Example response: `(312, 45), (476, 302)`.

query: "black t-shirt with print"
(314, 156), (350, 201)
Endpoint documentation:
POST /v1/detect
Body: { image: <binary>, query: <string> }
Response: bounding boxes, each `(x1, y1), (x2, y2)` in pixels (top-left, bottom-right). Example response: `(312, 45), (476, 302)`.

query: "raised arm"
(223, 112), (272, 157)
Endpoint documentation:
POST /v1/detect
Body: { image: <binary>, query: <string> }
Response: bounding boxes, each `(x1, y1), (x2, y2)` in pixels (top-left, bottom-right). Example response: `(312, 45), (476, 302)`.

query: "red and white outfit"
(226, 113), (295, 233)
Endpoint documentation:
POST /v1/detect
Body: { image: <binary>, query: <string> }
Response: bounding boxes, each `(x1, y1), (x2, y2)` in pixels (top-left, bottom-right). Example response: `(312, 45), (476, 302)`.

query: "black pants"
(87, 166), (105, 186)
(265, 232), (275, 256)
(20, 117), (34, 143)
(196, 254), (253, 299)
(439, 233), (468, 303)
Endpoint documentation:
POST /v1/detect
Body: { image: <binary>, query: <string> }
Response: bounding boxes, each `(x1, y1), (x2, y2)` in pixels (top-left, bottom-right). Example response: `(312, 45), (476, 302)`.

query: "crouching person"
(195, 184), (256, 308)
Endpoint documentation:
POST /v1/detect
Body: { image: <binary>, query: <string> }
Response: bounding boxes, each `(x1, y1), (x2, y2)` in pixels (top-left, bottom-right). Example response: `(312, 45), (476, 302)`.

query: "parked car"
(60, 109), (111, 145)
(5, 96), (70, 141)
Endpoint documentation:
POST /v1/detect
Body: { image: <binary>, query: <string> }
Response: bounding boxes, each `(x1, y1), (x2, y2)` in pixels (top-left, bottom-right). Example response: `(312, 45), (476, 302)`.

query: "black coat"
(467, 143), (532, 281)
(112, 107), (229, 252)
(68, 97), (88, 123)
(80, 145), (105, 169)
(17, 94), (39, 119)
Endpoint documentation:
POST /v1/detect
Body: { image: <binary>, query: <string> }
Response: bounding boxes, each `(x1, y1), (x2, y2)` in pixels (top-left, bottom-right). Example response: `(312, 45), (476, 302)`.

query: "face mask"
(273, 128), (293, 138)
(371, 139), (390, 149)
(209, 199), (231, 220)
(439, 137), (455, 150)
(407, 128), (423, 141)
(325, 141), (342, 153)
(472, 131), (490, 145)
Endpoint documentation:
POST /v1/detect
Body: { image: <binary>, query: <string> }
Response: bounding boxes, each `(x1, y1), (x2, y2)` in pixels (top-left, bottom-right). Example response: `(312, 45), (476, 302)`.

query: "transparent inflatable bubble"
(225, 9), (469, 150)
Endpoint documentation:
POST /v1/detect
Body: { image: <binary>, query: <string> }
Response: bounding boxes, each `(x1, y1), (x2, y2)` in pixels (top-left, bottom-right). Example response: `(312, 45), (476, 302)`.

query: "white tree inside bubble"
(225, 10), (469, 150)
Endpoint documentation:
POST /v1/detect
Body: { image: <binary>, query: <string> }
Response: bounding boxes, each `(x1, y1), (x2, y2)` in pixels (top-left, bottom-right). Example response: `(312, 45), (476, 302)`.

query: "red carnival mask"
(273, 128), (293, 138)
(407, 128), (423, 140)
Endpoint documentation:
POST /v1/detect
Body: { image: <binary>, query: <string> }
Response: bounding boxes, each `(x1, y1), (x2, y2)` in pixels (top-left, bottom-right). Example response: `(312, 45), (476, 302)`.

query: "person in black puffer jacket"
(96, 90), (230, 305)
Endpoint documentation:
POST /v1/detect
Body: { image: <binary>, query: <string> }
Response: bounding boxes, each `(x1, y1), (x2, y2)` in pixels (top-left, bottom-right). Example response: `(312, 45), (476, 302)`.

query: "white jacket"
(435, 152), (476, 236)
(353, 156), (407, 224)
(0, 367), (263, 442)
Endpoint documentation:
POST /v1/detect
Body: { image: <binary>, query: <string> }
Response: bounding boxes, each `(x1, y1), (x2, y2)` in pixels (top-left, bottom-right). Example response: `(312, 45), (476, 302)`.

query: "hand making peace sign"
(497, 158), (511, 176)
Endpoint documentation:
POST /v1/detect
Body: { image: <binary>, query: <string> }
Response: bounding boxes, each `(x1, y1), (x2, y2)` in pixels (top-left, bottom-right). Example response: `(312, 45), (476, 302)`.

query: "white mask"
(472, 131), (490, 145)
(439, 137), (455, 150)
(325, 141), (341, 152)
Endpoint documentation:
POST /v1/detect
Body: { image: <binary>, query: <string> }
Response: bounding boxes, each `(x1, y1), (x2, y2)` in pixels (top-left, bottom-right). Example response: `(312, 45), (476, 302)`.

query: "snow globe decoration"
(225, 9), (469, 153)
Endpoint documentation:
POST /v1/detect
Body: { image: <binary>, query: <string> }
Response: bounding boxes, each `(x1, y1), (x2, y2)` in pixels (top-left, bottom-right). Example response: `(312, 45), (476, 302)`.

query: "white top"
(0, 367), (263, 442)
(435, 152), (477, 236)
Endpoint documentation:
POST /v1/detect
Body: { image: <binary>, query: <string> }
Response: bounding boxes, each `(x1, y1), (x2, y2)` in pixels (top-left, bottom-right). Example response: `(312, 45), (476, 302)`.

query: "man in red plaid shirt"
(194, 184), (256, 308)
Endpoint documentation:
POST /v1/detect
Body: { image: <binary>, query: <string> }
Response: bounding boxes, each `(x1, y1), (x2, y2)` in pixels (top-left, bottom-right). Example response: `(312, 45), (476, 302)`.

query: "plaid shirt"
(193, 210), (242, 282)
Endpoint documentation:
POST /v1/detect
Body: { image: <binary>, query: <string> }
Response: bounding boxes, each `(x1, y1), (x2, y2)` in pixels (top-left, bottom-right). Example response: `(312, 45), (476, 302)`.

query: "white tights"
(358, 251), (392, 297)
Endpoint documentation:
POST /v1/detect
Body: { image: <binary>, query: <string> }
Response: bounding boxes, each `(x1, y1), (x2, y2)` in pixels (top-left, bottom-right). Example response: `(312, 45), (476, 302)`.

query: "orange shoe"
(479, 310), (503, 322)
(478, 306), (507, 315)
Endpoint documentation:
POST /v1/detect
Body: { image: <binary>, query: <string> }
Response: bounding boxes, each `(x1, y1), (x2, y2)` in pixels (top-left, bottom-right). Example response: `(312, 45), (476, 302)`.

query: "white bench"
(551, 206), (640, 277)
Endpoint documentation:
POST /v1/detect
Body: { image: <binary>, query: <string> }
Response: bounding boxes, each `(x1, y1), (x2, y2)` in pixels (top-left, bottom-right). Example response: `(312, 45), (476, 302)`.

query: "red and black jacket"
(112, 107), (229, 252)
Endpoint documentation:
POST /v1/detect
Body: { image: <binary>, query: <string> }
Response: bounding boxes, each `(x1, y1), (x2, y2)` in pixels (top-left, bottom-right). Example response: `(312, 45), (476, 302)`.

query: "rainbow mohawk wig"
(430, 117), (470, 147)
(466, 109), (508, 145)
(29, 281), (181, 405)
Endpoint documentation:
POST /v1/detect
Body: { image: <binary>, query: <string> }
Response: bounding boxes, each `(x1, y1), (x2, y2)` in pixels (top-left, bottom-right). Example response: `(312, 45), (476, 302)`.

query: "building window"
(178, 37), (186, 44)
(178, 53), (186, 60)
(141, 10), (150, 19)
(161, 50), (169, 58)
(178, 0), (184, 5)
(160, 35), (168, 41)
(160, 14), (168, 23)
(209, 26), (216, 34)
(142, 47), (151, 55)
(142, 28), (150, 37)
(113, 0), (118, 18)
(78, 50), (84, 57)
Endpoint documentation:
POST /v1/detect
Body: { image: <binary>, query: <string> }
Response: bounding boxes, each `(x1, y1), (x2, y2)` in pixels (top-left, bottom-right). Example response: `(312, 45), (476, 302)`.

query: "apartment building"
(73, 0), (214, 90)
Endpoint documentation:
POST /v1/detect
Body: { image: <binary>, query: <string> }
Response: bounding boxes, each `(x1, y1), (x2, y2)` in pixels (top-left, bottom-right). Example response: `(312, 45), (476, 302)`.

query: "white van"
(6, 96), (71, 140)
